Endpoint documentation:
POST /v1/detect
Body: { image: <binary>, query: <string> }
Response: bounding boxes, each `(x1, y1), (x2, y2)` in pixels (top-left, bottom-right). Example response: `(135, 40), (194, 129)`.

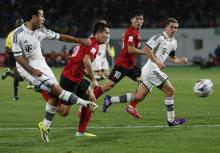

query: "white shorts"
(92, 57), (109, 71)
(17, 59), (58, 91)
(140, 67), (168, 91)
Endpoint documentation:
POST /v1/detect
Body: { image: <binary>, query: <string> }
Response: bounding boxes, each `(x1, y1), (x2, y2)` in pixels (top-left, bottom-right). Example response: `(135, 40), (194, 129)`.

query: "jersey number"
(72, 46), (80, 57)
(114, 71), (121, 79)
(162, 48), (167, 55)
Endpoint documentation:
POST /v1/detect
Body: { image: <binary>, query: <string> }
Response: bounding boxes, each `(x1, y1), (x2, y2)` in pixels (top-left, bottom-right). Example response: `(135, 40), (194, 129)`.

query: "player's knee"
(56, 106), (70, 117)
(135, 94), (145, 102)
(89, 95), (96, 102)
(167, 88), (175, 96)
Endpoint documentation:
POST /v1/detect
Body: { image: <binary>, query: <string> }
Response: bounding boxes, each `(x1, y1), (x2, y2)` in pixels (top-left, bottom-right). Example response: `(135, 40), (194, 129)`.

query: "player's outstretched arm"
(59, 34), (91, 46)
(128, 45), (145, 55)
(169, 56), (188, 64)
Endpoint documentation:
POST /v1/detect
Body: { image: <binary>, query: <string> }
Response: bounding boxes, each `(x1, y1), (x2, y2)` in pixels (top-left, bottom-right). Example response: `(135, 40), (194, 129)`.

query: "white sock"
(76, 98), (89, 107)
(43, 103), (56, 129)
(43, 119), (52, 129)
(165, 97), (175, 122)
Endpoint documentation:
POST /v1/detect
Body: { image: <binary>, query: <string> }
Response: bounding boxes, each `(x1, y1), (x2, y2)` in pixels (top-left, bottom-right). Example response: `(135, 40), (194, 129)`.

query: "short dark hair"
(131, 10), (144, 18)
(93, 22), (109, 35)
(165, 18), (179, 27)
(25, 5), (43, 21)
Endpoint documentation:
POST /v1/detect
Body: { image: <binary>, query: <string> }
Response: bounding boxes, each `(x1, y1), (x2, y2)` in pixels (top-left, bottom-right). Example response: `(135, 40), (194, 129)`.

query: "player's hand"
(31, 68), (43, 77)
(92, 80), (99, 88)
(181, 57), (188, 64)
(156, 60), (165, 70)
(80, 39), (92, 46)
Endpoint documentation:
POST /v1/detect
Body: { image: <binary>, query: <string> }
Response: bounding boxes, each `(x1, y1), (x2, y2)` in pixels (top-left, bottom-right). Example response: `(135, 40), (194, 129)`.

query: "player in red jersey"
(93, 10), (145, 118)
(57, 22), (110, 136)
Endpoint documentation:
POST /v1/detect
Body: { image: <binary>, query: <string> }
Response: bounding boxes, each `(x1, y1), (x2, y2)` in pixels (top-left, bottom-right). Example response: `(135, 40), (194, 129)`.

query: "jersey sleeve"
(44, 28), (60, 40)
(146, 34), (162, 50)
(11, 31), (23, 57)
(5, 32), (13, 49)
(169, 40), (177, 57)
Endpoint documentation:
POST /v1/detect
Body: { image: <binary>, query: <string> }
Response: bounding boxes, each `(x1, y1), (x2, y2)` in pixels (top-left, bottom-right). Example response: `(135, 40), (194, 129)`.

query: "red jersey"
(115, 26), (141, 69)
(62, 37), (99, 83)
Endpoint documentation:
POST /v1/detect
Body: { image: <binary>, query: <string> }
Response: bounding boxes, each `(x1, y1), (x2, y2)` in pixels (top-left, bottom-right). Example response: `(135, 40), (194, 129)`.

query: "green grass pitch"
(0, 66), (220, 153)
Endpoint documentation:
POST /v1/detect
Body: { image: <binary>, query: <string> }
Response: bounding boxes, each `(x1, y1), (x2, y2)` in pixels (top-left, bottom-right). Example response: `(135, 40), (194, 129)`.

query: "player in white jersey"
(92, 19), (111, 80)
(103, 18), (188, 127)
(92, 38), (111, 79)
(11, 5), (97, 143)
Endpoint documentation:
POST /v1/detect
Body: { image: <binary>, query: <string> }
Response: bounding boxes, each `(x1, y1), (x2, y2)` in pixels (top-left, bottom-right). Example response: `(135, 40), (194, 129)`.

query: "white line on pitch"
(0, 124), (220, 131)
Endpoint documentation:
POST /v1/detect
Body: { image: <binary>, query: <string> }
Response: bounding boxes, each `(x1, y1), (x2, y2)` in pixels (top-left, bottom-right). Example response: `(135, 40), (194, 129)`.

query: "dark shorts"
(60, 75), (90, 99)
(108, 65), (141, 83)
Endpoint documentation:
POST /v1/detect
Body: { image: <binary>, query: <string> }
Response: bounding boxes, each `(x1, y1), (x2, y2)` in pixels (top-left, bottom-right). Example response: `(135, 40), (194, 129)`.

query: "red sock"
(78, 106), (92, 133)
(40, 91), (50, 102)
(93, 86), (104, 99)
(129, 101), (138, 108)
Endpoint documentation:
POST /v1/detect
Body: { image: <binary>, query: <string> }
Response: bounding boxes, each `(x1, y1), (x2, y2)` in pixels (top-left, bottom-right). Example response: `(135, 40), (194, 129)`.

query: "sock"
(93, 86), (104, 99)
(59, 90), (89, 107)
(78, 106), (92, 133)
(14, 77), (19, 97)
(40, 91), (50, 102)
(165, 96), (175, 122)
(43, 103), (56, 129)
(111, 93), (135, 103)
(129, 101), (138, 107)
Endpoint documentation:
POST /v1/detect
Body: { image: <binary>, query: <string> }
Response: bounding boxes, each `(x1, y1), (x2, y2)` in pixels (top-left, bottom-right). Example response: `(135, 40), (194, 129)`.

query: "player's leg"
(36, 63), (97, 111)
(102, 58), (110, 78)
(77, 85), (96, 137)
(93, 65), (127, 99)
(2, 55), (15, 80)
(160, 80), (186, 127)
(125, 66), (142, 118)
(13, 68), (20, 101)
(103, 82), (151, 112)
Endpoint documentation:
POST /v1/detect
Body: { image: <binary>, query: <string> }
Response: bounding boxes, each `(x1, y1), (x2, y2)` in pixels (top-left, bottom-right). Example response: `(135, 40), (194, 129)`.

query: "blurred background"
(0, 0), (220, 68)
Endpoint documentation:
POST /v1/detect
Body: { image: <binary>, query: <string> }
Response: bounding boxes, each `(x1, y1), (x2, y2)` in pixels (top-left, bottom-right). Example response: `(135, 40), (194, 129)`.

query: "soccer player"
(2, 18), (24, 101)
(103, 18), (188, 127)
(57, 22), (110, 136)
(11, 5), (97, 143)
(93, 10), (145, 118)
(92, 19), (112, 80)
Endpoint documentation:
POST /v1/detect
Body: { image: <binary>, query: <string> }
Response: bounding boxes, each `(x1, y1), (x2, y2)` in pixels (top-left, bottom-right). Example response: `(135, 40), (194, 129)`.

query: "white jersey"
(144, 31), (177, 71)
(12, 24), (60, 62)
(11, 24), (60, 91)
(92, 37), (110, 71)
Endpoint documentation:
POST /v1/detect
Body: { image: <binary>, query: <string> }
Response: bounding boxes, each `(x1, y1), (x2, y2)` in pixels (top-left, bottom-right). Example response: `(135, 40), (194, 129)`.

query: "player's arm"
(126, 33), (145, 55)
(15, 56), (42, 77)
(128, 45), (145, 55)
(169, 54), (188, 64)
(44, 28), (91, 46)
(59, 34), (91, 46)
(143, 45), (165, 69)
(83, 55), (98, 86)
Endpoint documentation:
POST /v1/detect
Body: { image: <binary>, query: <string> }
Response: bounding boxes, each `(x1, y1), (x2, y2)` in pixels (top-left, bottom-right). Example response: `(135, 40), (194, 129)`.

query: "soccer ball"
(193, 79), (213, 97)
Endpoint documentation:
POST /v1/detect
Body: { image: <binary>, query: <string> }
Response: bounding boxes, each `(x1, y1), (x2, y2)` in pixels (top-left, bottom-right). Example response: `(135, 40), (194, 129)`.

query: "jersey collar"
(163, 31), (173, 41)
